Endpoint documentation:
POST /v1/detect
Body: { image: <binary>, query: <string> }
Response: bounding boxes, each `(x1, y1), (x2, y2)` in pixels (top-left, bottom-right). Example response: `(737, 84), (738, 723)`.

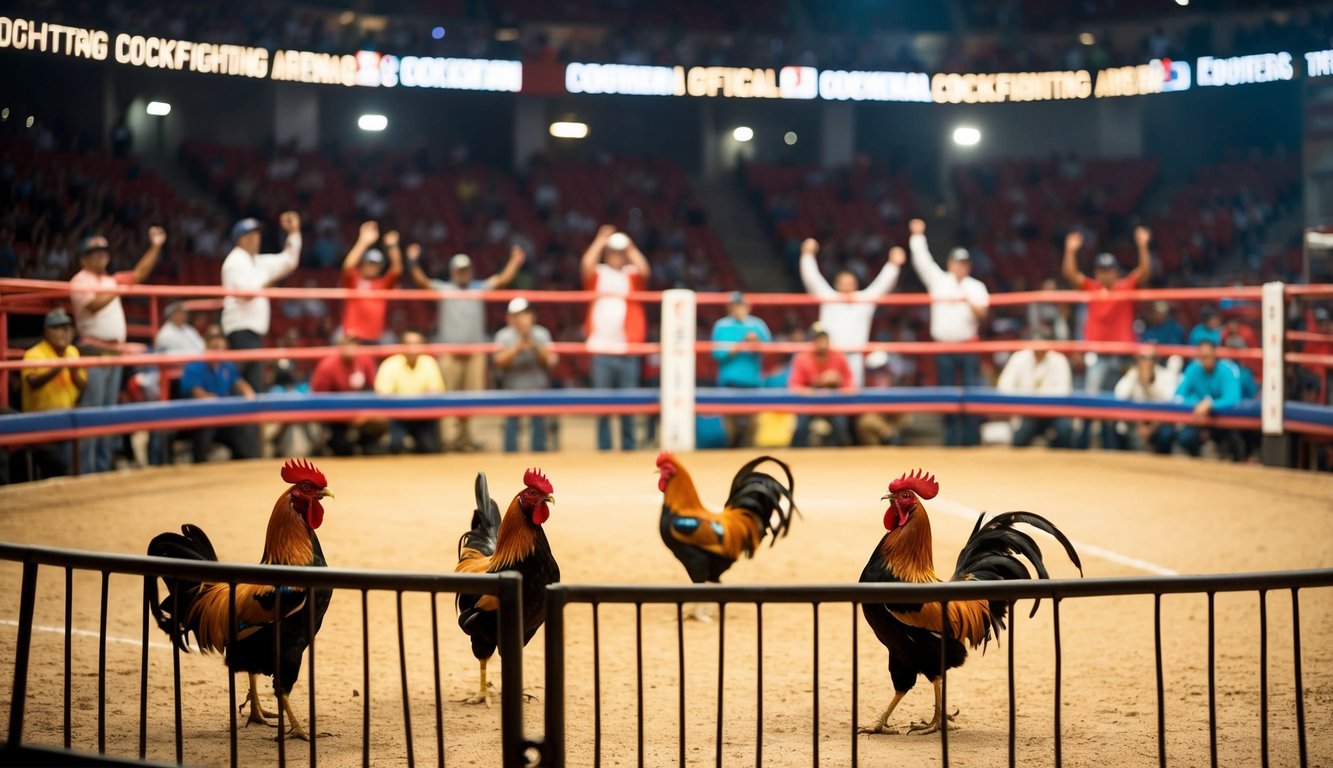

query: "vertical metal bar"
(362, 589), (371, 768)
(1259, 590), (1269, 768)
(228, 584), (237, 768)
(275, 588), (286, 768)
(7, 561), (39, 747)
(497, 573), (525, 768)
(139, 577), (150, 759)
(65, 567), (73, 750)
(98, 570), (109, 754)
(636, 603), (644, 768)
(1154, 594), (1165, 768)
(308, 586), (319, 768)
(939, 600), (949, 768)
(812, 603), (819, 768)
(167, 577), (182, 763)
(1053, 598), (1062, 768)
(755, 603), (763, 768)
(1207, 592), (1217, 768)
(1008, 602), (1016, 768)
(397, 591), (415, 768)
(715, 602), (725, 768)
(850, 603), (858, 768)
(431, 593), (444, 768)
(592, 602), (602, 768)
(1291, 589), (1306, 768)
(545, 587), (568, 768)
(677, 602), (686, 768)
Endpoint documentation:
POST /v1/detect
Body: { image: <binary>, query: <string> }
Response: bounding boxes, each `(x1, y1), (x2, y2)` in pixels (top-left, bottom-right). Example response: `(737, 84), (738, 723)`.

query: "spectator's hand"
(817, 370), (841, 387)
(382, 229), (400, 248)
(357, 220), (380, 246)
(744, 331), (759, 342)
(1065, 230), (1083, 252)
(509, 243), (526, 265)
(280, 210), (301, 234)
(800, 238), (819, 255)
(148, 226), (167, 248)
(1192, 399), (1212, 422)
(1134, 225), (1152, 249)
(908, 218), (926, 236)
(888, 246), (906, 267)
(406, 243), (422, 263)
(596, 224), (617, 241)
(1136, 423), (1154, 444)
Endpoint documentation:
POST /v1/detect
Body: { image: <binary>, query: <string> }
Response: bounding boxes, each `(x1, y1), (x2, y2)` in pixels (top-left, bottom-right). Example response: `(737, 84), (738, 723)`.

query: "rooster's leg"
(683, 603), (713, 623)
(907, 679), (958, 735)
(459, 659), (494, 706)
(242, 673), (279, 726)
(858, 690), (909, 735)
(276, 693), (310, 741)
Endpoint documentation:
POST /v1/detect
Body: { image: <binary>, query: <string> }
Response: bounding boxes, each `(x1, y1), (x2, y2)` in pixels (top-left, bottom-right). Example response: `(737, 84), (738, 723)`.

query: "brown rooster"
(860, 469), (1081, 735)
(147, 459), (334, 740)
(656, 452), (797, 621)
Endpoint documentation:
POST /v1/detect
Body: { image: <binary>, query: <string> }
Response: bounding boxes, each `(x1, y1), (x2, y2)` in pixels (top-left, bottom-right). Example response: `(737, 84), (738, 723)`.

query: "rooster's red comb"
(889, 469), (938, 499)
(281, 458), (327, 488)
(524, 468), (553, 495)
(656, 451), (675, 467)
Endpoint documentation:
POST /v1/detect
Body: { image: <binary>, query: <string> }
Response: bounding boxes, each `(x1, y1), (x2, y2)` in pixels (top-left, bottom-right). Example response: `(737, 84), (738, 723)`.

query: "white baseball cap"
(507, 297), (531, 314)
(449, 253), (473, 271)
(606, 232), (631, 251)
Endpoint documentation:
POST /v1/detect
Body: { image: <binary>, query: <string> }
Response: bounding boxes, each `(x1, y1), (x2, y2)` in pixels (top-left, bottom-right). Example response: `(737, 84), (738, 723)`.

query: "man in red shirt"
(340, 221), (402, 343)
(789, 324), (856, 447)
(310, 337), (387, 454)
(1063, 225), (1151, 448)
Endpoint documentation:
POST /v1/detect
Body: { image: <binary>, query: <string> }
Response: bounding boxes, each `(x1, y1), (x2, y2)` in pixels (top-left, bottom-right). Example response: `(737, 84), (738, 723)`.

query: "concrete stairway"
(695, 175), (794, 291)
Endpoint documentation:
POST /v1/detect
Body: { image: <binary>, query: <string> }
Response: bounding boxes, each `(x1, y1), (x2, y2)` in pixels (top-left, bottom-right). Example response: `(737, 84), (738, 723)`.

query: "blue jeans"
(1012, 417), (1073, 448)
(792, 414), (852, 447)
(503, 416), (549, 453)
(936, 352), (981, 446)
(1080, 355), (1128, 449)
(78, 363), (123, 473)
(591, 355), (640, 451)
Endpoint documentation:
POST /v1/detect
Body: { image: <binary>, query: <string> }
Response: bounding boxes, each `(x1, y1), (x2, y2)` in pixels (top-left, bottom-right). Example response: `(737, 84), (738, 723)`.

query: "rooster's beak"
(544, 495), (555, 506)
(880, 493), (892, 500)
(320, 489), (335, 499)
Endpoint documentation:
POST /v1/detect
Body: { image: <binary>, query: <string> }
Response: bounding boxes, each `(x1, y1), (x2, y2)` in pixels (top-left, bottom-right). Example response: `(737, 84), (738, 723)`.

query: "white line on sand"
(0, 618), (173, 650)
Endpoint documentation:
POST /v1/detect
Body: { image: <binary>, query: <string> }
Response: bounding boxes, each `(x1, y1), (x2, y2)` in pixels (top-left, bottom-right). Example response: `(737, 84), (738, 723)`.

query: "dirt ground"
(0, 447), (1330, 768)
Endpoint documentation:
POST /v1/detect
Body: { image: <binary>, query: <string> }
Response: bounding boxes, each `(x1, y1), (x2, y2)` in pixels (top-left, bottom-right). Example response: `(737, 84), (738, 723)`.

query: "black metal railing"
(0, 542), (532, 768)
(541, 571), (1333, 768)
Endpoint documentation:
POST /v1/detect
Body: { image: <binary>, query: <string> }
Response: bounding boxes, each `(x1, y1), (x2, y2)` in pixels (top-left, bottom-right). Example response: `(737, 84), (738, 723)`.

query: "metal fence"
(541, 571), (1333, 768)
(0, 542), (531, 768)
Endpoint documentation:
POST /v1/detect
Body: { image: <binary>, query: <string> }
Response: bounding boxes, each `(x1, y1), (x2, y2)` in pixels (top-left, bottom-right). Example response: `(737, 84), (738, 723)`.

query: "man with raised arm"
(799, 238), (906, 387)
(220, 211), (303, 392)
(341, 220), (403, 344)
(581, 225), (651, 451)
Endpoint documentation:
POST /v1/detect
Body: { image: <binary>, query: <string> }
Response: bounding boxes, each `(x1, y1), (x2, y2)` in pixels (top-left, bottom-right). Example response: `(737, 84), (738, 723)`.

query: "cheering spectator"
(18, 309), (86, 477)
(341, 221), (403, 344)
(405, 242), (525, 452)
(1114, 348), (1181, 454)
(798, 238), (905, 386)
(70, 226), (165, 473)
(907, 218), (989, 446)
(374, 331), (445, 454)
(710, 291), (772, 448)
(1188, 307), (1224, 346)
(179, 326), (259, 464)
(790, 324), (855, 448)
(581, 226), (651, 452)
(153, 302), (204, 355)
(995, 331), (1074, 449)
(1173, 340), (1243, 458)
(1139, 301), (1185, 346)
(493, 298), (559, 453)
(310, 337), (387, 455)
(221, 211), (303, 391)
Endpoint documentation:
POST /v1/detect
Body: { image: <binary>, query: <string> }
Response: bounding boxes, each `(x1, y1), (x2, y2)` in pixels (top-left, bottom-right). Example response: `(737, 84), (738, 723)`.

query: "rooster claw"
(858, 725), (905, 736)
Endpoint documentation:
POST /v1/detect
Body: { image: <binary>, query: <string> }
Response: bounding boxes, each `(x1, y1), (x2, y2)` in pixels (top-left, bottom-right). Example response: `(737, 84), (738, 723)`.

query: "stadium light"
(1079, 32), (1095, 46)
(1175, 0), (1189, 5)
(146, 101), (171, 117)
(549, 121), (589, 139)
(358, 114), (388, 132)
(1, 108), (8, 121)
(952, 126), (981, 147)
(432, 26), (446, 40)
(784, 131), (798, 146)
(733, 126), (754, 142)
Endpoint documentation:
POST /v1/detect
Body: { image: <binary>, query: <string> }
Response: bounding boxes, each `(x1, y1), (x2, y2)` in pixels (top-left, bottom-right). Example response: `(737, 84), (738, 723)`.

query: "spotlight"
(25, 115), (34, 128)
(733, 126), (754, 142)
(952, 126), (981, 146)
(146, 101), (171, 116)
(783, 131), (798, 145)
(549, 121), (589, 139)
(432, 26), (446, 39)
(1, 108), (8, 121)
(358, 114), (388, 132)
(1078, 32), (1095, 46)
(1175, 0), (1189, 5)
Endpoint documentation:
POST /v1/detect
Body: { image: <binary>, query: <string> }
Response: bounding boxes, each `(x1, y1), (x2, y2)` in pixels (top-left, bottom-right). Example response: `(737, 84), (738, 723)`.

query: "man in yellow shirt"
(19, 308), (87, 478)
(374, 330), (445, 453)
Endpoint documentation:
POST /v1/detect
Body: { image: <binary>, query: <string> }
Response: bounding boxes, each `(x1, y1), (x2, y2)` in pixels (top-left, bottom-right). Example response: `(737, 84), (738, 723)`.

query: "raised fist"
(148, 226), (167, 248)
(510, 243), (527, 264)
(888, 246), (907, 267)
(279, 210), (301, 234)
(358, 220), (380, 245)
(1065, 230), (1083, 252)
(383, 229), (400, 248)
(1134, 226), (1151, 249)
(800, 238), (819, 254)
(908, 219), (926, 236)
(596, 224), (617, 240)
(406, 243), (422, 262)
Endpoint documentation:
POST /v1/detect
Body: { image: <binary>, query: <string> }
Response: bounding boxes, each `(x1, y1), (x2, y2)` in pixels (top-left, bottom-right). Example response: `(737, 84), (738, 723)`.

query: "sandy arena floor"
(0, 447), (1330, 767)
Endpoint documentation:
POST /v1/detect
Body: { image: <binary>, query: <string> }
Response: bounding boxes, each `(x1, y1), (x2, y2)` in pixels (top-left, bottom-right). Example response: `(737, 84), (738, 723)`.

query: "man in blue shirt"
(1139, 301), (1185, 346)
(1187, 307), (1224, 346)
(1173, 340), (1244, 457)
(711, 292), (771, 447)
(179, 326), (258, 463)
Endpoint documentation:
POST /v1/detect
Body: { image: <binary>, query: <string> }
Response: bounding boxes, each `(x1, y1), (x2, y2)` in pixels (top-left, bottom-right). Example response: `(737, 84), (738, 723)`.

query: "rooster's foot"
(683, 603), (714, 623)
(858, 723), (906, 736)
(457, 682), (496, 707)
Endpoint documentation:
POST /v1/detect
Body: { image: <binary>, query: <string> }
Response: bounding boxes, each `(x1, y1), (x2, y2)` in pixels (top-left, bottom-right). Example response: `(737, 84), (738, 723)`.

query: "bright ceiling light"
(146, 101), (171, 116)
(431, 26), (446, 40)
(549, 121), (589, 139)
(1078, 32), (1095, 45)
(1175, 0), (1189, 5)
(783, 131), (798, 145)
(952, 126), (981, 146)
(733, 126), (754, 142)
(358, 114), (388, 131)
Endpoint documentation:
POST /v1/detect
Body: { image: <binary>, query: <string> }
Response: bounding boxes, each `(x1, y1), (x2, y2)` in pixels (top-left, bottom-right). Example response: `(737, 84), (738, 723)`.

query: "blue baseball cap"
(230, 218), (262, 242)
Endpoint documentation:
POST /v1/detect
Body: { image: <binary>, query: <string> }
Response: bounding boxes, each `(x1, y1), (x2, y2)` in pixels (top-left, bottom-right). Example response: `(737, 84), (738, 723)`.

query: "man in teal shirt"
(712, 291), (771, 447)
(1173, 340), (1244, 457)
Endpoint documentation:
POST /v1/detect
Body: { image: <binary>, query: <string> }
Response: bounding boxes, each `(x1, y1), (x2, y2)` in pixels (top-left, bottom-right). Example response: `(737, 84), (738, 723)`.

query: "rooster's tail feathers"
(145, 524), (219, 652)
(458, 472), (501, 561)
(725, 455), (799, 548)
(952, 511), (1083, 627)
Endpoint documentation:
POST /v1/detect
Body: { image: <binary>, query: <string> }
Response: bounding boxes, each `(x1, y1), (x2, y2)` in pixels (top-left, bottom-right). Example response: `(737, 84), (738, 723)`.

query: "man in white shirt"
(1113, 348), (1182, 453)
(581, 226), (651, 451)
(798, 238), (906, 387)
(995, 331), (1074, 448)
(153, 302), (205, 355)
(907, 218), (990, 446)
(220, 211), (302, 391)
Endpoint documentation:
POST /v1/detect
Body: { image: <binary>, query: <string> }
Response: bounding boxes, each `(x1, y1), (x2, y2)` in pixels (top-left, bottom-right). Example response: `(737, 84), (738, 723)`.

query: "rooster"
(455, 469), (559, 706)
(656, 452), (798, 621)
(860, 469), (1082, 735)
(146, 459), (334, 741)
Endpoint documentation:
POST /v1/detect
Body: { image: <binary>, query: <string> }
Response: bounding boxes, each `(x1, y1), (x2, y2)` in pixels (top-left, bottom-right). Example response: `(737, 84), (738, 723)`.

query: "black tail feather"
(724, 455), (799, 548)
(145, 524), (218, 652)
(951, 511), (1083, 628)
(457, 472), (501, 560)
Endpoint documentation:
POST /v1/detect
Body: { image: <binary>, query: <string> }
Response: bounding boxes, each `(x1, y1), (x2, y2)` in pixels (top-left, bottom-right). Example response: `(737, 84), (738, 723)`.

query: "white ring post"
(659, 289), (697, 452)
(1261, 281), (1285, 436)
